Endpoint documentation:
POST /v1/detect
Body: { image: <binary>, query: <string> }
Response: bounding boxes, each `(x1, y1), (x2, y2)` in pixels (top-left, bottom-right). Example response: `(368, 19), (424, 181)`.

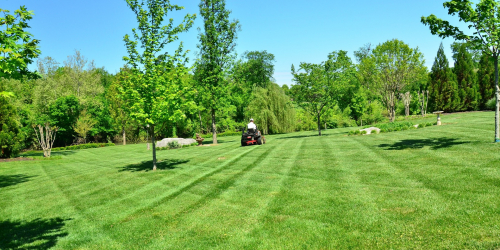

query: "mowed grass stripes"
(1, 111), (500, 249)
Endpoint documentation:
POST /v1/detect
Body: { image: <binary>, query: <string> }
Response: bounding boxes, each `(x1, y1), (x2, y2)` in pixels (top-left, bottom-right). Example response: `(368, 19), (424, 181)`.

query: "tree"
(229, 50), (276, 122)
(33, 123), (58, 158)
(108, 67), (131, 145)
(478, 51), (495, 108)
(291, 50), (355, 136)
(195, 0), (239, 144)
(73, 110), (96, 144)
(371, 39), (426, 122)
(122, 0), (195, 170)
(0, 94), (23, 158)
(354, 44), (377, 102)
(453, 42), (481, 110)
(48, 96), (80, 146)
(422, 0), (500, 141)
(0, 6), (41, 81)
(246, 83), (295, 134)
(428, 43), (460, 112)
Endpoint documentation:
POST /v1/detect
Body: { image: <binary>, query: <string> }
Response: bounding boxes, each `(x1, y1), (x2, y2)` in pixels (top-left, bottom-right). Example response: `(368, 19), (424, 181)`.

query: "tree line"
(1, 0), (499, 164)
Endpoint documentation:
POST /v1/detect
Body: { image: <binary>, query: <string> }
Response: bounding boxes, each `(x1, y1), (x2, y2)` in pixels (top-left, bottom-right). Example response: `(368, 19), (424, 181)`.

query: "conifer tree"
(478, 52), (495, 109)
(453, 43), (481, 111)
(429, 43), (460, 112)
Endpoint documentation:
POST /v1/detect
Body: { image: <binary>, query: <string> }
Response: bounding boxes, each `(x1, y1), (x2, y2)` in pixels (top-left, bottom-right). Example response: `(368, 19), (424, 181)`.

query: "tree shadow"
(0, 217), (70, 250)
(20, 151), (76, 157)
(378, 137), (470, 150)
(276, 133), (332, 140)
(119, 159), (190, 172)
(0, 174), (36, 188)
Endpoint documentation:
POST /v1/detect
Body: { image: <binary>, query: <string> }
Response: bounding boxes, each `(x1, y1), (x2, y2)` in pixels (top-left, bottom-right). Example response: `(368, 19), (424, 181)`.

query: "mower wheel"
(257, 137), (262, 145)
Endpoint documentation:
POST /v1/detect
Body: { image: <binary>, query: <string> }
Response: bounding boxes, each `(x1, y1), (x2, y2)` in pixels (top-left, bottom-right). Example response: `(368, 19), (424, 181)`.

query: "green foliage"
(167, 141), (181, 149)
(195, 0), (239, 144)
(0, 6), (41, 80)
(122, 0), (195, 169)
(371, 39), (427, 122)
(428, 43), (460, 112)
(246, 83), (295, 134)
(453, 42), (481, 111)
(51, 142), (115, 151)
(73, 110), (97, 143)
(294, 107), (316, 131)
(0, 96), (23, 158)
(361, 100), (388, 125)
(478, 52), (495, 109)
(421, 0), (500, 140)
(486, 97), (496, 110)
(48, 96), (80, 146)
(291, 50), (356, 135)
(198, 131), (241, 139)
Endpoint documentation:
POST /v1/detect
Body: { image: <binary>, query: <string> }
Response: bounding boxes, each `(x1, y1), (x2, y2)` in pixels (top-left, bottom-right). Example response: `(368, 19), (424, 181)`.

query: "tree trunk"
(211, 108), (217, 144)
(495, 56), (499, 142)
(317, 112), (322, 136)
(198, 110), (203, 134)
(151, 125), (157, 171)
(122, 126), (126, 145)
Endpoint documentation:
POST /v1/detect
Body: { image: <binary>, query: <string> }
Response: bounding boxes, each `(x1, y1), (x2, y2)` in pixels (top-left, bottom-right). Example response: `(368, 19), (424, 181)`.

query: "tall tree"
(229, 50), (276, 122)
(195, 0), (239, 144)
(453, 42), (481, 110)
(371, 39), (426, 122)
(478, 51), (495, 108)
(0, 6), (41, 81)
(122, 0), (195, 170)
(291, 50), (355, 136)
(422, 0), (500, 142)
(246, 83), (295, 134)
(429, 43), (460, 112)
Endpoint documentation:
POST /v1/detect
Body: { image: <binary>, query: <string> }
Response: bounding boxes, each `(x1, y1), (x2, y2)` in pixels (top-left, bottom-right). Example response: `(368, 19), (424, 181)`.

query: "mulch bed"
(0, 157), (34, 163)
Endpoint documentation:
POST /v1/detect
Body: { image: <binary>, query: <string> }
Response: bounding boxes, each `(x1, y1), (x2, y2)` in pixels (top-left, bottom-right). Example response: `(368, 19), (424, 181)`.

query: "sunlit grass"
(1, 112), (499, 249)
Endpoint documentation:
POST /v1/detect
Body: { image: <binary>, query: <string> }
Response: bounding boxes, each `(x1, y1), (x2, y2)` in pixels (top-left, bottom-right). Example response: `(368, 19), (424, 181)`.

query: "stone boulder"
(360, 127), (380, 135)
(156, 138), (196, 148)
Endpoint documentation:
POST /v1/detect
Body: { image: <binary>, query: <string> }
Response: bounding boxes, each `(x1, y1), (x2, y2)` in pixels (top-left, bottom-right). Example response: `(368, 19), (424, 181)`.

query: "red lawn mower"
(241, 128), (264, 146)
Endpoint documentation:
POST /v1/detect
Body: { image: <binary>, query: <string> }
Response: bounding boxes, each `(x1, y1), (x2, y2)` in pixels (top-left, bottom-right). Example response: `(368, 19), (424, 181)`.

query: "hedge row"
(52, 143), (115, 151)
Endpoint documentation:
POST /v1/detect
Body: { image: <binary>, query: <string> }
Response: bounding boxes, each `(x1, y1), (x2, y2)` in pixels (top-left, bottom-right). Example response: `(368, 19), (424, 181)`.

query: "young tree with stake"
(121, 0), (195, 170)
(422, 0), (500, 142)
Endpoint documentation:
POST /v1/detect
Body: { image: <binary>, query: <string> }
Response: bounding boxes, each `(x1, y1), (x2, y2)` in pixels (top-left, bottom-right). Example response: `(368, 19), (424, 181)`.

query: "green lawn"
(1, 112), (500, 249)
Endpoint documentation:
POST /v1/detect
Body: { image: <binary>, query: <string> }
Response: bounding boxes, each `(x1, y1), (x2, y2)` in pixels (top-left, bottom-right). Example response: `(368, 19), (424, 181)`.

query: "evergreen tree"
(478, 51), (495, 109)
(453, 43), (481, 110)
(429, 43), (460, 112)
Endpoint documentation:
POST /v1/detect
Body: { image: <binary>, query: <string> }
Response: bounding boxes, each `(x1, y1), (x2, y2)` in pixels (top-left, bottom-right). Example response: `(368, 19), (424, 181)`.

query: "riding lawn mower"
(241, 128), (265, 146)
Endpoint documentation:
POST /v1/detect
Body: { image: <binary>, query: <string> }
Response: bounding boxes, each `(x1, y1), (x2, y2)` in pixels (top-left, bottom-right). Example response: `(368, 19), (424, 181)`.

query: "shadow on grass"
(119, 159), (189, 172)
(20, 151), (75, 157)
(276, 133), (332, 140)
(0, 174), (36, 188)
(378, 137), (470, 150)
(200, 138), (235, 144)
(0, 217), (70, 250)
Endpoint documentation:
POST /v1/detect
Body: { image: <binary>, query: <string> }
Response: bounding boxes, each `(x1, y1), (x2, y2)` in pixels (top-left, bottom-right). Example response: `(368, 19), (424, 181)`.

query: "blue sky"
(3, 0), (468, 86)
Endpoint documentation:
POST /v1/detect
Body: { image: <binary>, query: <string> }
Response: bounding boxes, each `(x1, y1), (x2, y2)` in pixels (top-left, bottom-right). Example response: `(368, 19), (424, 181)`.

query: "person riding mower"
(241, 118), (263, 146)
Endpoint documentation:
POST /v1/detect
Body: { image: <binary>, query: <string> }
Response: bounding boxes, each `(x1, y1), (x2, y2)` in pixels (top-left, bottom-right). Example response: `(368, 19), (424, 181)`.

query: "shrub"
(486, 97), (496, 110)
(360, 130), (367, 135)
(167, 141), (180, 149)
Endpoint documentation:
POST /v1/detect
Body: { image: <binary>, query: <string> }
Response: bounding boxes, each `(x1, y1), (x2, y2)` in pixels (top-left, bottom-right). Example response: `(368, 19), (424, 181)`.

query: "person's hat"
(250, 118), (254, 121)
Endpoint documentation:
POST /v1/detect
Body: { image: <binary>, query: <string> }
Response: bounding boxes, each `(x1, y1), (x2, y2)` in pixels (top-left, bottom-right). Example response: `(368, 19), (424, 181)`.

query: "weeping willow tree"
(246, 83), (295, 134)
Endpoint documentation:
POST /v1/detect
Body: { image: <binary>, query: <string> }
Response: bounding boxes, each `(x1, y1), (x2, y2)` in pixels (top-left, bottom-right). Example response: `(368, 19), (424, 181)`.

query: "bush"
(0, 96), (23, 158)
(486, 97), (496, 110)
(199, 131), (242, 139)
(167, 141), (181, 149)
(52, 143), (115, 151)
(360, 130), (367, 135)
